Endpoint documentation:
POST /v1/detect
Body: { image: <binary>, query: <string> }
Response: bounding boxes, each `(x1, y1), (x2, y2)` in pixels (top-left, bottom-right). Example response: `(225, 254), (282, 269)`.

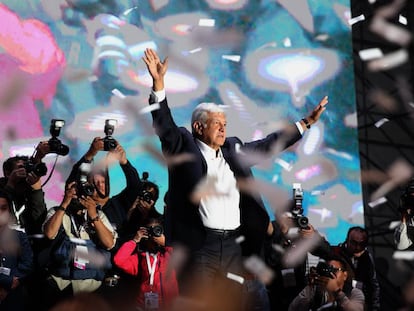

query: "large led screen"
(0, 0), (361, 244)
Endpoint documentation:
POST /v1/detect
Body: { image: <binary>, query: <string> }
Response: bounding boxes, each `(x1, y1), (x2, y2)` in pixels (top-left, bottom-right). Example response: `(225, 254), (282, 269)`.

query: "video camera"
(316, 261), (339, 279)
(146, 224), (163, 238)
(103, 119), (117, 151)
(76, 163), (95, 197)
(48, 119), (69, 156)
(291, 183), (309, 229)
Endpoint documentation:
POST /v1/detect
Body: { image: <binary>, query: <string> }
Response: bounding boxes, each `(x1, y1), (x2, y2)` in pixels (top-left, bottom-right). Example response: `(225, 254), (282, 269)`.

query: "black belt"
(205, 227), (241, 239)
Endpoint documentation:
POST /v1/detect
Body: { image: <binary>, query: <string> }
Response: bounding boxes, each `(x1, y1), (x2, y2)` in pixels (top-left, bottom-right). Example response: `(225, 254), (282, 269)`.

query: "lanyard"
(70, 213), (87, 238)
(145, 252), (158, 287)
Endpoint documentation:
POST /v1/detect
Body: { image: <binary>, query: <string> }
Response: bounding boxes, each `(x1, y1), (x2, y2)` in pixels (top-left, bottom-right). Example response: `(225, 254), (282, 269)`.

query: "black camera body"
(24, 158), (47, 177)
(103, 119), (117, 151)
(291, 183), (309, 229)
(316, 261), (337, 279)
(146, 225), (163, 238)
(400, 180), (414, 214)
(138, 189), (154, 204)
(48, 119), (69, 156)
(76, 163), (94, 197)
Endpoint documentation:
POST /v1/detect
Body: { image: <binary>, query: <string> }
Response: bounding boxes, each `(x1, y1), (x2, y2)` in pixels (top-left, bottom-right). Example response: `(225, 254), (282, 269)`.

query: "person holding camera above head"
(66, 133), (143, 245)
(288, 257), (365, 311)
(42, 180), (117, 310)
(265, 211), (332, 311)
(113, 217), (178, 311)
(331, 226), (380, 311)
(395, 179), (414, 251)
(142, 48), (328, 310)
(0, 142), (50, 235)
(0, 191), (34, 311)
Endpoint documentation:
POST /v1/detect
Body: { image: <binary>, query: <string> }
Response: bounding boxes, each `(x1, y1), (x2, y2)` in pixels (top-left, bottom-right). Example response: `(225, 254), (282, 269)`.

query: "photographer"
(331, 227), (380, 311)
(113, 217), (178, 310)
(288, 257), (364, 311)
(42, 181), (116, 309)
(395, 179), (414, 250)
(66, 136), (143, 245)
(265, 185), (332, 310)
(0, 141), (49, 235)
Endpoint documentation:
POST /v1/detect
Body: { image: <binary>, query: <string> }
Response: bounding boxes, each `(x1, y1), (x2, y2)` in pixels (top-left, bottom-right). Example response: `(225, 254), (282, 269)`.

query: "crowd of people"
(0, 48), (413, 311)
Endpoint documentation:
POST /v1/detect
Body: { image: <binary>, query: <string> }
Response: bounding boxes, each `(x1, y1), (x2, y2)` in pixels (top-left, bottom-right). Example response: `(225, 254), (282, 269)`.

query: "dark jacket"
(0, 178), (47, 235)
(151, 97), (302, 256)
(66, 156), (142, 245)
(331, 244), (380, 311)
(0, 228), (33, 289)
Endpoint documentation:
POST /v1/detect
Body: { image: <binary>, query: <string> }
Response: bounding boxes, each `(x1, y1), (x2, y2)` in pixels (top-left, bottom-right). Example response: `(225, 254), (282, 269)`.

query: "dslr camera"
(146, 225), (163, 238)
(291, 183), (309, 229)
(138, 189), (154, 204)
(24, 157), (47, 177)
(76, 163), (95, 197)
(103, 119), (117, 151)
(400, 179), (414, 215)
(316, 261), (338, 279)
(48, 119), (69, 156)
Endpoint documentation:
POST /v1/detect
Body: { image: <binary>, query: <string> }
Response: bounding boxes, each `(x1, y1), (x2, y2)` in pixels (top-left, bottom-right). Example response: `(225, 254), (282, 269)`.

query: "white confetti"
(389, 221), (401, 230)
(139, 103), (160, 114)
(370, 17), (412, 46)
(222, 55), (241, 62)
(374, 118), (389, 128)
(368, 196), (387, 208)
(393, 251), (414, 260)
(359, 48), (383, 61)
(226, 272), (245, 284)
(243, 255), (274, 285)
(399, 14), (408, 25)
(198, 19), (215, 27)
(368, 49), (408, 71)
(348, 14), (365, 26)
(111, 88), (126, 99)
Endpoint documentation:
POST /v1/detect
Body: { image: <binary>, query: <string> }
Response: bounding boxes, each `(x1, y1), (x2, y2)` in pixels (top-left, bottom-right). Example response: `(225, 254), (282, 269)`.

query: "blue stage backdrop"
(0, 0), (361, 245)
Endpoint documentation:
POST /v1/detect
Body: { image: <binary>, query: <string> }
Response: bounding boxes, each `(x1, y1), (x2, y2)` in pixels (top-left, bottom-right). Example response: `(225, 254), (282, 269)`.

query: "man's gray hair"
(191, 102), (225, 126)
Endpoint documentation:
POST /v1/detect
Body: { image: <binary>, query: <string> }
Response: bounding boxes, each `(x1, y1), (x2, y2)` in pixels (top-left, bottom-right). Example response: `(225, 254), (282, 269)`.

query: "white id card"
(74, 245), (89, 270)
(144, 292), (159, 310)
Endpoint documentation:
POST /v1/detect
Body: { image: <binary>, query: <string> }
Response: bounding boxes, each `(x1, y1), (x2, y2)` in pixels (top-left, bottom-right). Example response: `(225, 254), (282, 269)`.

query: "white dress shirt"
(196, 139), (241, 230)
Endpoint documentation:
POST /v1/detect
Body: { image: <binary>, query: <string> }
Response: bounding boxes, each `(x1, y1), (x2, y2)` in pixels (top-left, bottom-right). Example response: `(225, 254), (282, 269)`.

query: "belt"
(205, 227), (241, 239)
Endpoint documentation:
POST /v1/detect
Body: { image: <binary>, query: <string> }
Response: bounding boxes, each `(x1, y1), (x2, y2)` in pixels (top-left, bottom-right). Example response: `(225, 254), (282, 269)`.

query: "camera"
(291, 183), (309, 229)
(24, 158), (47, 177)
(316, 261), (338, 279)
(146, 225), (163, 238)
(76, 163), (95, 197)
(48, 119), (69, 156)
(138, 189), (154, 204)
(103, 119), (117, 151)
(400, 179), (414, 214)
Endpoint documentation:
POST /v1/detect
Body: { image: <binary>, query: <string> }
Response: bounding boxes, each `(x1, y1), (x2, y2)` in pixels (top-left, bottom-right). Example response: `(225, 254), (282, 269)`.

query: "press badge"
(0, 266), (11, 276)
(144, 292), (159, 310)
(74, 245), (89, 270)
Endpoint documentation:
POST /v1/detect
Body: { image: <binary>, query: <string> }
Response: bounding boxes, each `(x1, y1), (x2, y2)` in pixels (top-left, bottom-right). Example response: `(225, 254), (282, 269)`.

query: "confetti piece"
(359, 48), (383, 61)
(370, 17), (412, 46)
(243, 255), (274, 285)
(226, 272), (245, 284)
(374, 118), (389, 128)
(222, 55), (241, 62)
(367, 49), (408, 72)
(368, 196), (387, 208)
(348, 14), (365, 26)
(393, 251), (414, 260)
(198, 19), (215, 27)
